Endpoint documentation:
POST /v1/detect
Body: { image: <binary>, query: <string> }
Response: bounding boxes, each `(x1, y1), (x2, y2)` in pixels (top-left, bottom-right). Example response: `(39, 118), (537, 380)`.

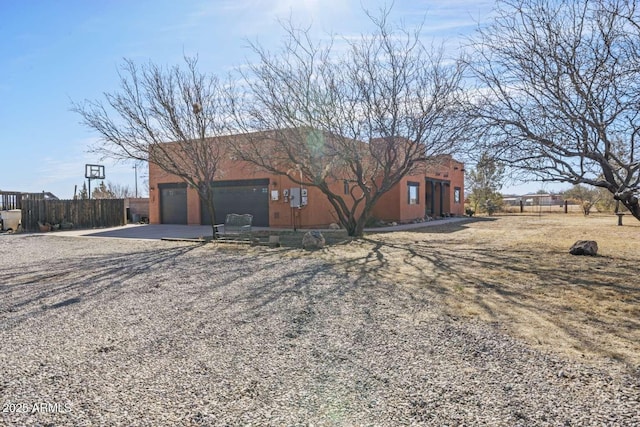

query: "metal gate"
(160, 183), (188, 224)
(200, 179), (269, 227)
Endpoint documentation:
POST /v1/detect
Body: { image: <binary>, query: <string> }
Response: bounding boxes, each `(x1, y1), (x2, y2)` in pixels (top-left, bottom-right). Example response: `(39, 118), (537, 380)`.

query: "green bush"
(482, 199), (499, 216)
(364, 216), (380, 228)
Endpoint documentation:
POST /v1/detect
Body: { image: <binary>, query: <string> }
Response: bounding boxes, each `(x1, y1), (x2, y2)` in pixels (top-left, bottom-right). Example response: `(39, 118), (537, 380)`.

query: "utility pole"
(133, 164), (138, 198)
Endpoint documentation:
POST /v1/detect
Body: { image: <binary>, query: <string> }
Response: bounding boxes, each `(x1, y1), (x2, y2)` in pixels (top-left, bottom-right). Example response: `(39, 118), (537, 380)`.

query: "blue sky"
(1, 0), (547, 199)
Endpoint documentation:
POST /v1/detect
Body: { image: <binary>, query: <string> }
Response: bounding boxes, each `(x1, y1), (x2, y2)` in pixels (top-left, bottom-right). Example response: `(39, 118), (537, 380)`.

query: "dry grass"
(319, 214), (640, 370)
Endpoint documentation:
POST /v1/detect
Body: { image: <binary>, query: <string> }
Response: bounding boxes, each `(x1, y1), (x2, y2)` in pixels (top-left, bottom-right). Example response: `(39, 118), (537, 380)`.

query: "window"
(343, 180), (349, 195)
(408, 182), (419, 205)
(454, 187), (461, 204)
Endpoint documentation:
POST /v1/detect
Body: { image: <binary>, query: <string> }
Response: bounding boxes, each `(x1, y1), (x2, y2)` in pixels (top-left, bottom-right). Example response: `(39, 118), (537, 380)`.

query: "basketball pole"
(84, 164), (105, 200)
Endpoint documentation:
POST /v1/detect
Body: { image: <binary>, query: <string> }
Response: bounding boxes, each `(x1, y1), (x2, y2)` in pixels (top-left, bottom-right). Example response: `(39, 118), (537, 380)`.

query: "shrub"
(365, 216), (381, 228)
(483, 199), (499, 216)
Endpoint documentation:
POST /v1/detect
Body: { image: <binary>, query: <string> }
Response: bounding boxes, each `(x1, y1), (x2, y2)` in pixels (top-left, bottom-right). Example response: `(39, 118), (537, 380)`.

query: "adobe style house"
(148, 131), (464, 228)
(370, 156), (465, 223)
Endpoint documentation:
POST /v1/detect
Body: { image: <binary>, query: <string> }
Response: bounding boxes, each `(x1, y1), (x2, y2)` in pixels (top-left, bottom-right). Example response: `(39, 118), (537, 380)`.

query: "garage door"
(200, 179), (269, 227)
(160, 183), (188, 224)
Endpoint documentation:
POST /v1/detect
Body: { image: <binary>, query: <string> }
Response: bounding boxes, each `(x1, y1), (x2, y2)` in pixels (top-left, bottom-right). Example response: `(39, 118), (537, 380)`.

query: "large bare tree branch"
(72, 57), (230, 237)
(228, 10), (468, 236)
(467, 0), (640, 219)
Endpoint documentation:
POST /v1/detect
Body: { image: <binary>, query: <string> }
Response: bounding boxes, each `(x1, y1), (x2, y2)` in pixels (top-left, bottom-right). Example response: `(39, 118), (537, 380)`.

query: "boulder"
(302, 231), (325, 250)
(328, 223), (340, 230)
(569, 240), (598, 256)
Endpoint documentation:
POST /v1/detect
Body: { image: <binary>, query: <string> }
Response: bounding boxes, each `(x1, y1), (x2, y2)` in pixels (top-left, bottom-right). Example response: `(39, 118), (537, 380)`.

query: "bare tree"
(106, 181), (134, 199)
(73, 57), (228, 237)
(91, 181), (112, 200)
(77, 182), (89, 200)
(563, 184), (601, 216)
(229, 10), (468, 237)
(91, 181), (134, 199)
(467, 0), (640, 221)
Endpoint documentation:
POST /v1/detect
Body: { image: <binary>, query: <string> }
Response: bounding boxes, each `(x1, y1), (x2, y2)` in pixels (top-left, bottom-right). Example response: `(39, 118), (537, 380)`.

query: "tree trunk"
(209, 221), (217, 240)
(208, 206), (217, 240)
(200, 186), (218, 240)
(620, 195), (640, 221)
(353, 215), (367, 238)
(344, 215), (359, 237)
(344, 205), (373, 238)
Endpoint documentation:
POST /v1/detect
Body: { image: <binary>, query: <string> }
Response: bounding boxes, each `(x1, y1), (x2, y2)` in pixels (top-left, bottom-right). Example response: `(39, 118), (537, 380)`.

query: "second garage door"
(200, 179), (270, 227)
(159, 183), (188, 224)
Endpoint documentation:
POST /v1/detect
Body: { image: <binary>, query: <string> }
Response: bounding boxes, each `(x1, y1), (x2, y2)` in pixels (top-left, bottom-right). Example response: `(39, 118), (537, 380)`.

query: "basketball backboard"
(85, 164), (105, 180)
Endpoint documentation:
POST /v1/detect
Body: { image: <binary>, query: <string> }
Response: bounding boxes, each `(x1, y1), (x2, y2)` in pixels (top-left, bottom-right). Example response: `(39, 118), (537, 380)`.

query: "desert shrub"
(365, 216), (381, 228)
(482, 199), (500, 216)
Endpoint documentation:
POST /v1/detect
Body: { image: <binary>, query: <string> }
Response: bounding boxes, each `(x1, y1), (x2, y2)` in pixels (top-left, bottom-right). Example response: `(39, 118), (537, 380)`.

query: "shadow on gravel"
(325, 236), (640, 369)
(211, 250), (405, 318)
(0, 243), (203, 324)
(1, 233), (638, 425)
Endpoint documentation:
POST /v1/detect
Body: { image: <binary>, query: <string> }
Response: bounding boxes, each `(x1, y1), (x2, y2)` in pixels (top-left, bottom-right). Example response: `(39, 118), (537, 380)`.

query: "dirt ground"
(317, 213), (640, 371)
(1, 215), (638, 425)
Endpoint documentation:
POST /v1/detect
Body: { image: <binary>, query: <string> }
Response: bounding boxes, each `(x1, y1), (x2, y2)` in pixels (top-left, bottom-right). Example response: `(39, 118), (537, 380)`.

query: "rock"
(302, 231), (325, 250)
(569, 240), (598, 256)
(60, 221), (74, 230)
(391, 222), (398, 226)
(268, 235), (280, 247)
(328, 223), (340, 230)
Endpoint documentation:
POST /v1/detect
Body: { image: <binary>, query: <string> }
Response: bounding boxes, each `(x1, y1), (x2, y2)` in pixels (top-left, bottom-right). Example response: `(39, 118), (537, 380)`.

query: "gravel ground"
(0, 234), (638, 426)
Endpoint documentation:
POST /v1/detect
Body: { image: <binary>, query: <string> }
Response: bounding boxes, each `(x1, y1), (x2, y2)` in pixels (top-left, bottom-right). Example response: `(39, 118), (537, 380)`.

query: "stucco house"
(148, 131), (464, 228)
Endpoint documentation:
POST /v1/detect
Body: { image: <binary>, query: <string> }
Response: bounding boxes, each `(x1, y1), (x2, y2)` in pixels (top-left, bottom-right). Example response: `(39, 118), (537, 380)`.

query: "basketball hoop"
(85, 164), (105, 180)
(85, 164), (105, 199)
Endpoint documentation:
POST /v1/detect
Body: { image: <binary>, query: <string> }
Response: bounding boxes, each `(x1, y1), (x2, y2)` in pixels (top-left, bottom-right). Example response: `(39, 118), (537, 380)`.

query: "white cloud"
(185, 0), (351, 36)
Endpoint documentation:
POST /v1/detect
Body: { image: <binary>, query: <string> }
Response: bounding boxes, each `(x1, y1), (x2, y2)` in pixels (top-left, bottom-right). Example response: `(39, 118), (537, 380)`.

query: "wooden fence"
(0, 192), (22, 210)
(20, 199), (125, 232)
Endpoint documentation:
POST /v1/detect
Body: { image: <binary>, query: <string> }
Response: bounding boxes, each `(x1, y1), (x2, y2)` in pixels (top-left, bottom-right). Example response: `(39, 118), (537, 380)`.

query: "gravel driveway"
(1, 234), (638, 426)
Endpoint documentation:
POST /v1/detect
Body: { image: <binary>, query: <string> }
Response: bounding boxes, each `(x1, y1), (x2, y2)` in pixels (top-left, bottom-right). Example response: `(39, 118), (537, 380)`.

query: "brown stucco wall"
(149, 160), (351, 228)
(370, 158), (465, 222)
(372, 182), (401, 222)
(148, 140), (465, 227)
(444, 158), (465, 216)
(125, 198), (149, 222)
